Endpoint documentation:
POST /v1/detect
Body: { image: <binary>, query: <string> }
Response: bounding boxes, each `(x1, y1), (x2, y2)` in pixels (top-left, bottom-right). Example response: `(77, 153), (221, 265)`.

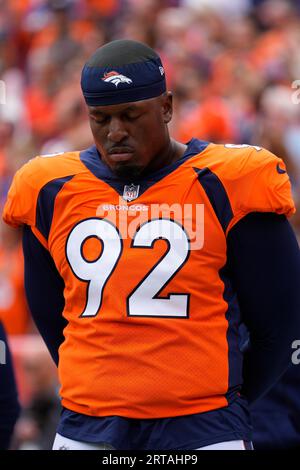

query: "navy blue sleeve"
(251, 363), (300, 449)
(0, 322), (21, 449)
(22, 225), (67, 366)
(227, 212), (300, 404)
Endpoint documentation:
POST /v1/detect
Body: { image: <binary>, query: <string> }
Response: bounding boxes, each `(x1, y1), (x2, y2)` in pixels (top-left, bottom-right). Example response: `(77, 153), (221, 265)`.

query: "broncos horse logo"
(102, 71), (133, 87)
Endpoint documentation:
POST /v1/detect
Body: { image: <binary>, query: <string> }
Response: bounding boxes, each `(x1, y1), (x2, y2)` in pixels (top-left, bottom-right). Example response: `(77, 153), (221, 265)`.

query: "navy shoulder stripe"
(194, 167), (233, 233)
(36, 175), (74, 240)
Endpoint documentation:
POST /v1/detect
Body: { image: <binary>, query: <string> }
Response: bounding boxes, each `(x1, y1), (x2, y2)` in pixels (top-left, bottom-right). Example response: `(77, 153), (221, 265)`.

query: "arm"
(251, 364), (300, 449)
(227, 212), (300, 404)
(22, 225), (67, 365)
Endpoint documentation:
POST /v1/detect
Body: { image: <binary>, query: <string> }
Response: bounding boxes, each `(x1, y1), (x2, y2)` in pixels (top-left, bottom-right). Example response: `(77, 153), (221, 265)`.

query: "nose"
(107, 117), (128, 143)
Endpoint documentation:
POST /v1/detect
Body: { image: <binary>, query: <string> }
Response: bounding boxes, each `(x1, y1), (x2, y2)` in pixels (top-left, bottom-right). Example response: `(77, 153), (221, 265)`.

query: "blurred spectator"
(0, 321), (20, 450)
(9, 335), (60, 450)
(0, 223), (31, 335)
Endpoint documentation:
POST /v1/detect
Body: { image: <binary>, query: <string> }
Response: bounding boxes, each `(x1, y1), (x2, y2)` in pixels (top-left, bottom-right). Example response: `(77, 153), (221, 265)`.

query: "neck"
(142, 138), (187, 176)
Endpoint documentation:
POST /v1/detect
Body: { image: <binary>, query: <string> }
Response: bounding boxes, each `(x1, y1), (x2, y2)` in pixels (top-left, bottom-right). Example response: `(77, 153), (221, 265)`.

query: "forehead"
(88, 96), (160, 115)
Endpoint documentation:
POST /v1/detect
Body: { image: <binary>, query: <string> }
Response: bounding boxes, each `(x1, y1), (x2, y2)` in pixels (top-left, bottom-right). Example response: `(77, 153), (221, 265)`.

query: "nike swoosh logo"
(276, 163), (286, 174)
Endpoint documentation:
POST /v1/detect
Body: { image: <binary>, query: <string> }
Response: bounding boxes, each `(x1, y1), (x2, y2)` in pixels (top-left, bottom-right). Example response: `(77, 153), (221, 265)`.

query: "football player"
(3, 40), (300, 450)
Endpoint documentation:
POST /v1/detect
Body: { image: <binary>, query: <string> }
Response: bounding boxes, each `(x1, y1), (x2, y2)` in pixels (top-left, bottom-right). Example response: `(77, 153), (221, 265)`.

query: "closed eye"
(90, 116), (109, 124)
(125, 113), (142, 121)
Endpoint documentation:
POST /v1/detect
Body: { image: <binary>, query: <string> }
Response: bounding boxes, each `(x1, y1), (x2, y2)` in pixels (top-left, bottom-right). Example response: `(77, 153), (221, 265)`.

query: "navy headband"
(81, 56), (166, 106)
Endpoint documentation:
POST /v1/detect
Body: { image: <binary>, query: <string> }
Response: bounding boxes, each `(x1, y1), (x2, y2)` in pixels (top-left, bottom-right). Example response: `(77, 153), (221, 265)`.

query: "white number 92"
(66, 218), (190, 319)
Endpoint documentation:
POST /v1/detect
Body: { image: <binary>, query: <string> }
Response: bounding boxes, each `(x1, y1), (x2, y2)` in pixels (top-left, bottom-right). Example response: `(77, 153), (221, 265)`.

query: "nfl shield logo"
(123, 184), (140, 201)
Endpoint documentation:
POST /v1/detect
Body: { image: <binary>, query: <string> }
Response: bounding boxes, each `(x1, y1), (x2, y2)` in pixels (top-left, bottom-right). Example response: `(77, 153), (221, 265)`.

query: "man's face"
(88, 92), (173, 178)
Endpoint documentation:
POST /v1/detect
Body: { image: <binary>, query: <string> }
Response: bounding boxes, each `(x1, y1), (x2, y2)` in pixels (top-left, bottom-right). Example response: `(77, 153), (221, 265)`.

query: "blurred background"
(1, 0), (300, 450)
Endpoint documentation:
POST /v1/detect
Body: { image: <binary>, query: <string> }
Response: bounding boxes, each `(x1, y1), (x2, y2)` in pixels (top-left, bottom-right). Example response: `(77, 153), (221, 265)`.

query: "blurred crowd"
(1, 0), (300, 449)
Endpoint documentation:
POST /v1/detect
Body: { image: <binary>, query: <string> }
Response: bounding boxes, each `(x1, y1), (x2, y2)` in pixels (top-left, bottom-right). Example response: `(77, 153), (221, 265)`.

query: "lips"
(107, 147), (134, 162)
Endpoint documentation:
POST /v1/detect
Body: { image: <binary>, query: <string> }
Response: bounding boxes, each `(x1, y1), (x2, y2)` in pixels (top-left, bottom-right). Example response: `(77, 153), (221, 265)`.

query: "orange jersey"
(2, 139), (295, 419)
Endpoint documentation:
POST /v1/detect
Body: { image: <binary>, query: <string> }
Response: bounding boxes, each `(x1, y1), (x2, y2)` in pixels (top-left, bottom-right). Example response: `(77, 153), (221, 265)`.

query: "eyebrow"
(89, 105), (141, 115)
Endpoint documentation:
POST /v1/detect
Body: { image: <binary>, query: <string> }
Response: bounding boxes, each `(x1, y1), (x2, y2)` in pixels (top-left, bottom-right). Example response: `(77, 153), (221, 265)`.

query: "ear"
(161, 91), (173, 124)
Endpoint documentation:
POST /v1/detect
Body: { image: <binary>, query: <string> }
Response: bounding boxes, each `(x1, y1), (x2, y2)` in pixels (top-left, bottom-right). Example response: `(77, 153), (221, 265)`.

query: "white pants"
(52, 433), (251, 450)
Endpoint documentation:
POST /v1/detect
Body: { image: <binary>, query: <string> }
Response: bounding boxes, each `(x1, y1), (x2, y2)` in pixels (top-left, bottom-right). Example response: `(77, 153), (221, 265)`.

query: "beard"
(113, 163), (144, 180)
